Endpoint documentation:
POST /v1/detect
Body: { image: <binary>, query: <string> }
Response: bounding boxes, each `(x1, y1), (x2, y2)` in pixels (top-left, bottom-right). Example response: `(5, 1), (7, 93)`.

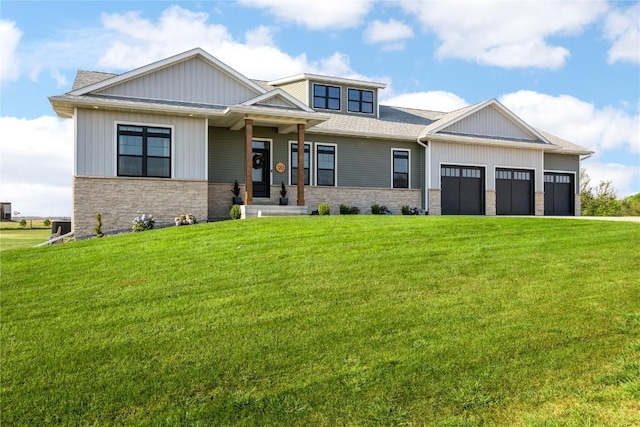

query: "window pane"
(317, 169), (334, 186)
(314, 85), (326, 96)
(362, 91), (373, 102)
(327, 98), (340, 110)
(119, 126), (143, 132)
(314, 97), (326, 109)
(394, 173), (408, 188)
(147, 137), (170, 157)
(119, 135), (143, 155)
(348, 89), (359, 101)
(119, 156), (142, 176)
(362, 103), (373, 114)
(147, 127), (171, 134)
(147, 157), (170, 178)
(348, 100), (360, 112)
(328, 86), (340, 98)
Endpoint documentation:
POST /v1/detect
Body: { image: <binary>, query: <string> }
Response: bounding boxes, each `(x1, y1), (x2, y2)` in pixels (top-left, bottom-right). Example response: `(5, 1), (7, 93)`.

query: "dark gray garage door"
(496, 169), (534, 215)
(441, 166), (484, 215)
(544, 173), (574, 216)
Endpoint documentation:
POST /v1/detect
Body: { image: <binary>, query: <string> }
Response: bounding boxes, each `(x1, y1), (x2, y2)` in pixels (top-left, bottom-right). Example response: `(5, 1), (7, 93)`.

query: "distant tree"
(580, 169), (622, 216)
(621, 193), (640, 216)
(19, 219), (27, 228)
(43, 219), (51, 227)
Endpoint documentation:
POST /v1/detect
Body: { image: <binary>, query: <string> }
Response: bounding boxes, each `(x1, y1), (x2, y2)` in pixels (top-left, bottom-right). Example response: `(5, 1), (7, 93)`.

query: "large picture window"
(348, 88), (374, 114)
(118, 125), (171, 178)
(392, 149), (409, 188)
(313, 84), (341, 110)
(290, 142), (311, 185)
(316, 144), (336, 186)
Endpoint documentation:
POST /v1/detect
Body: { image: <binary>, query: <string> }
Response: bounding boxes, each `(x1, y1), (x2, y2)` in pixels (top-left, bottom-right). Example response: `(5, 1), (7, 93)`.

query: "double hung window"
(290, 142), (311, 185)
(117, 125), (171, 178)
(316, 144), (336, 186)
(392, 149), (409, 188)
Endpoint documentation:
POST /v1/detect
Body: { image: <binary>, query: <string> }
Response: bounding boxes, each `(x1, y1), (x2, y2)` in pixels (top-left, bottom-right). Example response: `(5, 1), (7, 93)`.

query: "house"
(1, 202), (12, 221)
(49, 48), (592, 238)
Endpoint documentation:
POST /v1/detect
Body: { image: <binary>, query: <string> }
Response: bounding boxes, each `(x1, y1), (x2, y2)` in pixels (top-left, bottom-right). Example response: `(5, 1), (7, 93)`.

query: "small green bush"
(94, 213), (104, 238)
(132, 214), (154, 232)
(230, 204), (242, 220)
(401, 205), (410, 215)
(318, 203), (331, 215)
(339, 204), (350, 215)
(18, 219), (27, 228)
(371, 204), (381, 215)
(349, 206), (360, 215)
(43, 219), (51, 227)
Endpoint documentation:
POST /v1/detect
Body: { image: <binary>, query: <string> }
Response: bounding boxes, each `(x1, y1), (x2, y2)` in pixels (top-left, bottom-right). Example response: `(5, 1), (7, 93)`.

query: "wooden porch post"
(245, 119), (253, 205)
(297, 123), (305, 206)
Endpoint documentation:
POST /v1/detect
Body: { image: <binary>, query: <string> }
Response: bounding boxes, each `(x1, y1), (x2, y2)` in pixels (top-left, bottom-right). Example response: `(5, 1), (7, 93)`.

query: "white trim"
(544, 169), (578, 194)
(241, 88), (316, 113)
(269, 73), (386, 89)
(114, 120), (175, 179)
(314, 142), (338, 187)
(346, 87), (375, 116)
(73, 107), (78, 176)
(391, 148), (411, 189)
(252, 137), (273, 186)
(204, 118), (209, 180)
(288, 140), (312, 186)
(437, 162), (487, 190)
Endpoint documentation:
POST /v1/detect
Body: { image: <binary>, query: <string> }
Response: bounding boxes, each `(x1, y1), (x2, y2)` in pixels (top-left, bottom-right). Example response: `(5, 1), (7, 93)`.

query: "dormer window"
(348, 88), (374, 114)
(313, 84), (340, 111)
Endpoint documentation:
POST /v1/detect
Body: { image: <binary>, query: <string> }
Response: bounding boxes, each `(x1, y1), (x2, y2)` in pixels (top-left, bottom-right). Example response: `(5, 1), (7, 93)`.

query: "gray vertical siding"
(96, 57), (261, 105)
(429, 141), (543, 191)
(76, 109), (206, 179)
(445, 105), (536, 141)
(544, 153), (579, 173)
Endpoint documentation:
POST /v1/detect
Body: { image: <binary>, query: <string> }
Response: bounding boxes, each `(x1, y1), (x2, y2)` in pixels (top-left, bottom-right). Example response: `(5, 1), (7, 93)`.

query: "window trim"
(391, 148), (411, 189)
(312, 83), (341, 111)
(115, 121), (174, 178)
(314, 143), (338, 187)
(288, 141), (312, 186)
(347, 87), (375, 115)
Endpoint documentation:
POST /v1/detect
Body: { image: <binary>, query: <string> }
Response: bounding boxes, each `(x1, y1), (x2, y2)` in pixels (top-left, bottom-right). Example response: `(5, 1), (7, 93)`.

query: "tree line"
(580, 169), (640, 216)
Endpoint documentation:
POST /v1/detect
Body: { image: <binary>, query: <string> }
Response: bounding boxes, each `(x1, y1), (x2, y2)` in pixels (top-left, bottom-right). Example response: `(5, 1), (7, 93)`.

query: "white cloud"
(499, 90), (640, 156)
(399, 0), (608, 69)
(581, 160), (640, 198)
(0, 20), (22, 82)
(604, 3), (640, 64)
(382, 90), (468, 112)
(364, 19), (413, 50)
(0, 116), (73, 217)
(237, 0), (374, 30)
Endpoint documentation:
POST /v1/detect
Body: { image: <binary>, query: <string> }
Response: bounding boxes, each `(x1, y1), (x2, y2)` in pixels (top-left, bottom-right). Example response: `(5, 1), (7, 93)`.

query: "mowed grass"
(0, 220), (52, 251)
(1, 216), (639, 426)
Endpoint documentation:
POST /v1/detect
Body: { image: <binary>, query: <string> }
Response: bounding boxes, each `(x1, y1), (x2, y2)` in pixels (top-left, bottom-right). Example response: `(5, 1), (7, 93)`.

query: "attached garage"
(441, 165), (484, 215)
(544, 173), (574, 215)
(496, 168), (534, 215)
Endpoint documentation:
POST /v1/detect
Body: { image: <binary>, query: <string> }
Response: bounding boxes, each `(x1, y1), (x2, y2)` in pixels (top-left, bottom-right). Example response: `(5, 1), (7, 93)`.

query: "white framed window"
(315, 143), (337, 186)
(391, 148), (410, 188)
(289, 141), (312, 185)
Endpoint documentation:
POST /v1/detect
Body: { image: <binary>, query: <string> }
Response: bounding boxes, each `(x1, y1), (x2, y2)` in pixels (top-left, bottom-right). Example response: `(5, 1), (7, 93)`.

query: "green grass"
(2, 216), (639, 426)
(0, 227), (52, 251)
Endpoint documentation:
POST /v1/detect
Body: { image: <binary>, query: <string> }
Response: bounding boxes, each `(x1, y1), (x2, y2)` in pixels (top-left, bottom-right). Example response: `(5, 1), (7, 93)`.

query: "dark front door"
(544, 173), (574, 215)
(252, 141), (270, 198)
(441, 166), (485, 215)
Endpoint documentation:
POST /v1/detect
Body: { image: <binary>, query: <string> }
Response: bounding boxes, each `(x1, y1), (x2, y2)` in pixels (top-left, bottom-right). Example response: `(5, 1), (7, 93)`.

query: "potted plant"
(231, 179), (243, 205)
(279, 181), (288, 206)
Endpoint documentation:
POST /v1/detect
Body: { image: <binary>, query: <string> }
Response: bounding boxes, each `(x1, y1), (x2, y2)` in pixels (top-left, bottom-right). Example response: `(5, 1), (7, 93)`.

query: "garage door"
(496, 169), (534, 215)
(441, 166), (484, 215)
(544, 173), (574, 216)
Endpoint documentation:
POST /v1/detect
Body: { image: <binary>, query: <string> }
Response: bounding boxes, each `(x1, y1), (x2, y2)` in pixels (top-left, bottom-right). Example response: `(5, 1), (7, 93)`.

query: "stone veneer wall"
(74, 176), (208, 239)
(574, 195), (581, 216)
(535, 192), (545, 216)
(485, 190), (496, 216)
(428, 189), (441, 215)
(208, 183), (422, 218)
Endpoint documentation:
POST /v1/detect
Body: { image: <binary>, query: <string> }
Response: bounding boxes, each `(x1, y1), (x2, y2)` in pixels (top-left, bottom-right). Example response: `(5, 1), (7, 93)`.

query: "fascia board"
(269, 73), (386, 89)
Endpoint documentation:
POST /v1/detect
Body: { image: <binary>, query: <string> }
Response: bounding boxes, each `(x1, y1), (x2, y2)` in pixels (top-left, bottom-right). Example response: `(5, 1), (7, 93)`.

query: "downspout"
(416, 136), (429, 212)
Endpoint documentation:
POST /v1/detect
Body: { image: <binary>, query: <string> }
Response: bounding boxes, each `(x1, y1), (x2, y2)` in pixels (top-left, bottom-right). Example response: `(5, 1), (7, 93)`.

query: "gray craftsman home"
(49, 48), (592, 238)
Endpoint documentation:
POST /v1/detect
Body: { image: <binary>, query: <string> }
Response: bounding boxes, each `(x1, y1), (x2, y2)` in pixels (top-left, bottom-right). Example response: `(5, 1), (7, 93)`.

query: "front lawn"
(1, 216), (639, 425)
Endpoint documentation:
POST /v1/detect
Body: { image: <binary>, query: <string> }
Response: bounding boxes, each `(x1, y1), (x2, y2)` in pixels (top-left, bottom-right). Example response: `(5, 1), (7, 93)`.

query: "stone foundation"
(574, 195), (581, 216)
(208, 183), (422, 218)
(485, 190), (496, 216)
(535, 192), (545, 216)
(73, 176), (208, 239)
(428, 189), (441, 215)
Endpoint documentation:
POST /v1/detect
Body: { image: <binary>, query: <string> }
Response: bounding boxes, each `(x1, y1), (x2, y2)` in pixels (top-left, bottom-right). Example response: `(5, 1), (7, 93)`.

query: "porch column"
(245, 119), (253, 205)
(297, 123), (305, 206)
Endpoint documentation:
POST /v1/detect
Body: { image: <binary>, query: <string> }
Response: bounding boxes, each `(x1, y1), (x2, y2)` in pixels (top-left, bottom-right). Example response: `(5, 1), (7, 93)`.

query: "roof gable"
(241, 89), (315, 112)
(424, 99), (551, 144)
(70, 48), (266, 107)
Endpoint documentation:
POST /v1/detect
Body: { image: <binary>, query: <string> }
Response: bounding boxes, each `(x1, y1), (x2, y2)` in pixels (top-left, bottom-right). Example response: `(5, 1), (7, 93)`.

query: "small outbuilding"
(0, 202), (12, 221)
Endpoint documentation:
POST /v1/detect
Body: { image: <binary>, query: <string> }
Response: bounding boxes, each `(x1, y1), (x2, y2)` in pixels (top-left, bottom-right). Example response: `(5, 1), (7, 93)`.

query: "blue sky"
(1, 0), (638, 217)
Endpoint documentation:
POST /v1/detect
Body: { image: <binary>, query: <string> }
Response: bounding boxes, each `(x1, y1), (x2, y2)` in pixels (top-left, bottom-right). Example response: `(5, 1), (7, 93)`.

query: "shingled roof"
(72, 70), (118, 91)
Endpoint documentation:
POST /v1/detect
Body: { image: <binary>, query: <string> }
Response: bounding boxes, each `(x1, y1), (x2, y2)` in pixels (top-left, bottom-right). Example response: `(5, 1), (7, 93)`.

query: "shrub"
(18, 219), (27, 228)
(401, 205), (410, 215)
(94, 213), (104, 238)
(339, 204), (350, 215)
(371, 204), (381, 215)
(349, 206), (360, 215)
(230, 204), (242, 220)
(43, 219), (51, 227)
(132, 214), (154, 232)
(174, 213), (196, 226)
(318, 203), (331, 215)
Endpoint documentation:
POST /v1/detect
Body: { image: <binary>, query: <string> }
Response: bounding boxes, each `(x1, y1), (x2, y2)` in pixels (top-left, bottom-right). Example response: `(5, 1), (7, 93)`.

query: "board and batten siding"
(75, 109), (207, 179)
(430, 142), (543, 191)
(544, 153), (579, 173)
(95, 57), (261, 106)
(444, 105), (536, 141)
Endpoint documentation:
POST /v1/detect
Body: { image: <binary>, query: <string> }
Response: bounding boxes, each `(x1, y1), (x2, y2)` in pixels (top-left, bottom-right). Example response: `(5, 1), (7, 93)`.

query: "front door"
(252, 141), (270, 198)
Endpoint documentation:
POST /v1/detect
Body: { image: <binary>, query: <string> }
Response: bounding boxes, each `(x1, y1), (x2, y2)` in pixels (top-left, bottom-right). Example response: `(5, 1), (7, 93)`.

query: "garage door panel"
(496, 168), (533, 215)
(544, 173), (574, 216)
(441, 166), (484, 215)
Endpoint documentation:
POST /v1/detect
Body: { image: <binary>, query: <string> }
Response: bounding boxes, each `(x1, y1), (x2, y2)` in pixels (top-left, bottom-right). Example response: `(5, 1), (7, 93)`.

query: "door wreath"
(252, 153), (265, 169)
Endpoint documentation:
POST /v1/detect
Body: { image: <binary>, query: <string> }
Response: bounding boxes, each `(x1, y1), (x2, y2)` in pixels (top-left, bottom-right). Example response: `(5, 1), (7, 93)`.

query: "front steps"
(240, 205), (309, 219)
